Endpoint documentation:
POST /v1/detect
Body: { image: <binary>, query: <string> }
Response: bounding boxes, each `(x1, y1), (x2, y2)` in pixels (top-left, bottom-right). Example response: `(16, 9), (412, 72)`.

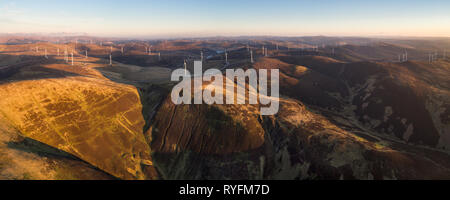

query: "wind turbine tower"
(71, 51), (74, 66)
(64, 48), (68, 62)
(225, 50), (228, 63)
(250, 50), (254, 63)
(184, 60), (187, 76)
(110, 54), (112, 66)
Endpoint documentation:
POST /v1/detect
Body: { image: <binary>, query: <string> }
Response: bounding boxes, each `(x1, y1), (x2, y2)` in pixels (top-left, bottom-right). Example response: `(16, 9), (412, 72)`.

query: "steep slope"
(346, 60), (450, 149)
(0, 114), (114, 180)
(0, 77), (157, 179)
(143, 72), (450, 180)
(253, 57), (348, 109)
(0, 45), (160, 179)
(267, 99), (450, 179)
(272, 55), (450, 150)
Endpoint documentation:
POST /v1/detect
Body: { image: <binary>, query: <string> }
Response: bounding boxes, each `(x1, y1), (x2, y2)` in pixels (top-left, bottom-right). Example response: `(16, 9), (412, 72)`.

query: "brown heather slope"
(150, 98), (264, 155)
(147, 86), (450, 179)
(271, 55), (450, 150)
(253, 57), (348, 109)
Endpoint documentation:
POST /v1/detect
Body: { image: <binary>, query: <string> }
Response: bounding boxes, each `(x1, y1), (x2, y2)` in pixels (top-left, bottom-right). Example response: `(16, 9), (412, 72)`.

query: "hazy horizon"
(1, 0), (450, 38)
(3, 32), (450, 41)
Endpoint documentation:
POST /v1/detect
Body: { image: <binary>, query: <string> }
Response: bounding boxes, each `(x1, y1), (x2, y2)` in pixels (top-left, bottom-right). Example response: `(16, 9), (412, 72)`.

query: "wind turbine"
(85, 50), (88, 59)
(71, 51), (74, 66)
(184, 60), (187, 76)
(110, 54), (112, 66)
(200, 51), (203, 61)
(225, 50), (228, 63)
(250, 50), (254, 63)
(405, 50), (408, 61)
(64, 47), (68, 62)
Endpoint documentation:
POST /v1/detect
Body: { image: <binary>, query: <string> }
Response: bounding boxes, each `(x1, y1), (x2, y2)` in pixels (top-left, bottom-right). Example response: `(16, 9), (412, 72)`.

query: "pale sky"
(1, 0), (450, 38)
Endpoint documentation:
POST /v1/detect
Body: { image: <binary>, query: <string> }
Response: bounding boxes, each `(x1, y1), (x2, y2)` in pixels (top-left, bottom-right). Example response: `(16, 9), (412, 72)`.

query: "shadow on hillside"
(8, 136), (83, 160)
(0, 54), (84, 84)
(6, 136), (116, 179)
